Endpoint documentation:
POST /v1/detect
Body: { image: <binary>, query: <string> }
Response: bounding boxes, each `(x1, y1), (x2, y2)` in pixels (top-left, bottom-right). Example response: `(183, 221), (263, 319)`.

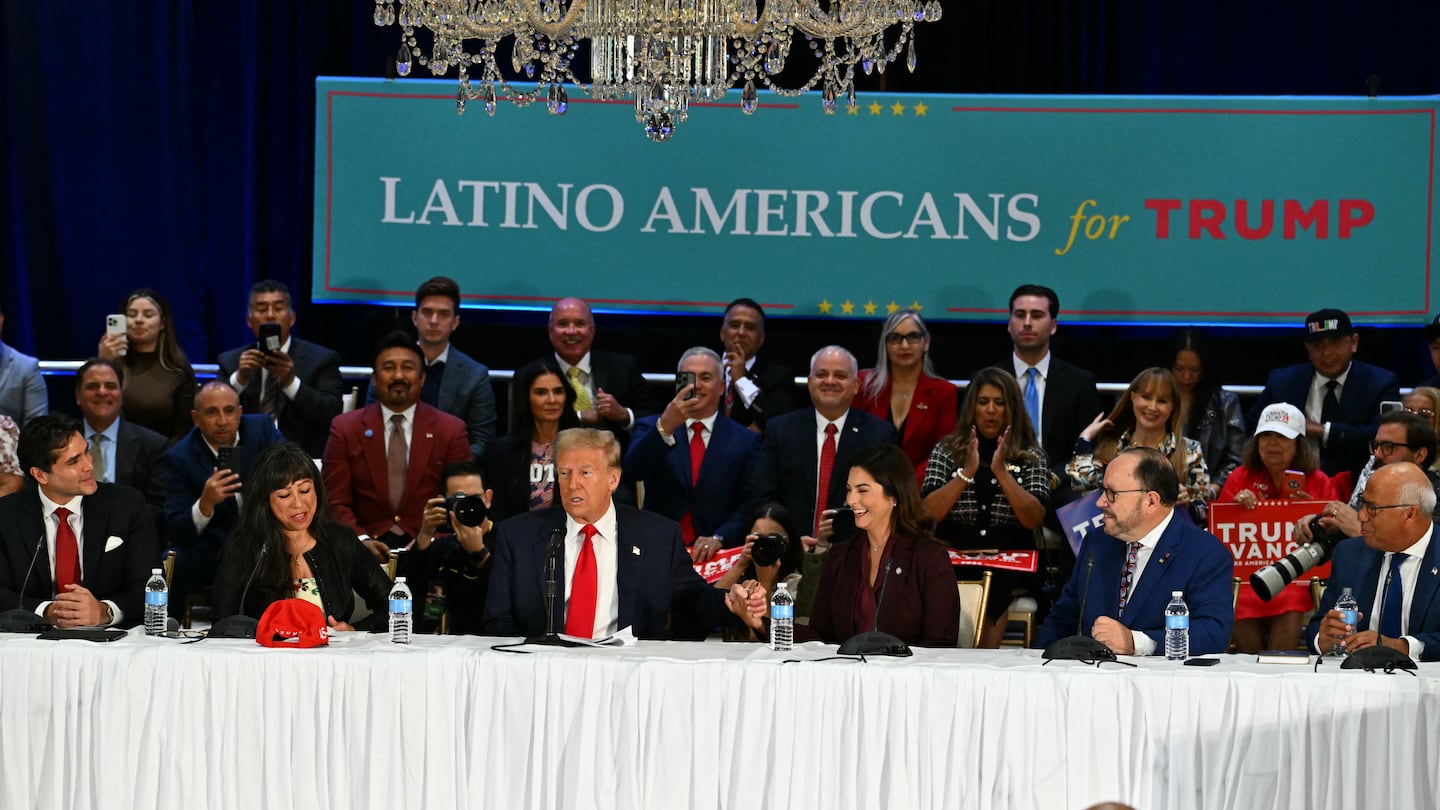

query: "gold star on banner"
(868, 101), (883, 116)
(818, 299), (833, 314)
(913, 102), (928, 117)
(846, 103), (859, 116)
(886, 300), (900, 314)
(864, 300), (878, 315)
(841, 300), (855, 315)
(890, 101), (906, 116)
(909, 301), (923, 311)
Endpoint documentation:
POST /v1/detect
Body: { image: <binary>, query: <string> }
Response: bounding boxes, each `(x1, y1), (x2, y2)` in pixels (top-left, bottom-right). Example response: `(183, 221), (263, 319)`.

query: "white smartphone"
(105, 314), (128, 356)
(1380, 400), (1403, 415)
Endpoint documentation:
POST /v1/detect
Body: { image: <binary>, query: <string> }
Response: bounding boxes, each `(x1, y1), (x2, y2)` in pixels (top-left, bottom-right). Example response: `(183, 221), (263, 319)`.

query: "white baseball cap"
(1255, 403), (1304, 439)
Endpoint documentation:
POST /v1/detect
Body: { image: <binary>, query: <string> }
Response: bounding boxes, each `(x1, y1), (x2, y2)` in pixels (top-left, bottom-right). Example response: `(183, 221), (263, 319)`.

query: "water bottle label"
(1339, 609), (1358, 626)
(771, 604), (793, 621)
(145, 591), (168, 607)
(390, 598), (412, 614)
(1165, 615), (1188, 630)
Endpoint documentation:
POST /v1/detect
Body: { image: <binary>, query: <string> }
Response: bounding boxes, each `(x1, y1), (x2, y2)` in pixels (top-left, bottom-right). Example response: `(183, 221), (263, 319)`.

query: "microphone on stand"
(209, 543), (269, 639)
(524, 527), (583, 647)
(1043, 552), (1126, 666)
(838, 558), (912, 657)
(1340, 559), (1416, 673)
(0, 533), (50, 633)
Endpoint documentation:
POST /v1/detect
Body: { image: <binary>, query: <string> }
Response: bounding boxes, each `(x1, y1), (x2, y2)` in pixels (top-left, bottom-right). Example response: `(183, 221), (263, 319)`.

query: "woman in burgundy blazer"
(801, 444), (960, 647)
(856, 309), (958, 482)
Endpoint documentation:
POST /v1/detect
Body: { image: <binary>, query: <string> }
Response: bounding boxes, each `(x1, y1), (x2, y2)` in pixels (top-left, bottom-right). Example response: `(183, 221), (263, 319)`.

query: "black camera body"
(751, 534), (788, 567)
(829, 505), (859, 543)
(438, 493), (489, 535)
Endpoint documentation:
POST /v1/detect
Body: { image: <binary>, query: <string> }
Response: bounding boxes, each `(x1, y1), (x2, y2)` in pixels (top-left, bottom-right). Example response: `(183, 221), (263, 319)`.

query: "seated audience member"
(163, 381), (284, 617)
(857, 308), (958, 481)
(1068, 367), (1210, 523)
(0, 415), (158, 628)
(624, 347), (760, 561)
(792, 444), (959, 647)
(544, 297), (655, 443)
(1169, 327), (1245, 496)
(96, 288), (196, 442)
(0, 416), (21, 497)
(323, 332), (471, 562)
(481, 428), (762, 639)
(1247, 308), (1400, 480)
(1293, 411), (1440, 548)
(749, 345), (899, 540)
(0, 302), (47, 427)
(1218, 403), (1339, 654)
(1400, 387), (1440, 472)
(715, 503), (808, 639)
(366, 276), (497, 461)
(1307, 462), (1440, 661)
(921, 367), (1050, 648)
(1038, 447), (1236, 656)
(719, 298), (798, 434)
(217, 280), (344, 459)
(75, 358), (167, 508)
(408, 460), (494, 635)
(213, 442), (391, 630)
(484, 359), (580, 522)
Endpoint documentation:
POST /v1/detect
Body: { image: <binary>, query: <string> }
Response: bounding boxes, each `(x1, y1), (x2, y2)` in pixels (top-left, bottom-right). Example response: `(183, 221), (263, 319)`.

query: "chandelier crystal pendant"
(373, 0), (942, 142)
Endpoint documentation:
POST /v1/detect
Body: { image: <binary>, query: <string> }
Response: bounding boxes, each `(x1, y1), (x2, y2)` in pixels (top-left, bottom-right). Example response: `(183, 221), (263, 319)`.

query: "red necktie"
(53, 507), (81, 593)
(680, 423), (706, 543)
(565, 524), (599, 638)
(814, 422), (838, 536)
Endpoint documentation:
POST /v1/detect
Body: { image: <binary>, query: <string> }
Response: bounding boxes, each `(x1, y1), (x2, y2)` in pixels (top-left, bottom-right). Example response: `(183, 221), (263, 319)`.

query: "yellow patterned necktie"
(566, 365), (593, 412)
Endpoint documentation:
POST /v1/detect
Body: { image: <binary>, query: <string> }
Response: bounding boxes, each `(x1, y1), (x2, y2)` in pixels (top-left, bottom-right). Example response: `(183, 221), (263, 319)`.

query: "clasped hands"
(725, 580), (771, 631)
(44, 584), (111, 628)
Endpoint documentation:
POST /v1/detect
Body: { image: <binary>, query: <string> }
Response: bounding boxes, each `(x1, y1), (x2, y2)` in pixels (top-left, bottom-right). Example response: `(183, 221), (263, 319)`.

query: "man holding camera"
(216, 280), (343, 459)
(623, 347), (760, 563)
(408, 460), (494, 634)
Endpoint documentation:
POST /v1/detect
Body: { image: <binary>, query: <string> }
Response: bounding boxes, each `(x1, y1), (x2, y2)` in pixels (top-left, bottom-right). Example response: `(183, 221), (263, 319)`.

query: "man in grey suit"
(366, 276), (496, 461)
(216, 279), (343, 459)
(74, 359), (166, 509)
(0, 302), (48, 428)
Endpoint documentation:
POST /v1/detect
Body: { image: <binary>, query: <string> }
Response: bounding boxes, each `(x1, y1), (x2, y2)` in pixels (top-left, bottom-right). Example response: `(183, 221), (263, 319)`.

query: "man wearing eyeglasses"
(1306, 462), (1440, 661)
(1295, 412), (1438, 545)
(1036, 447), (1235, 655)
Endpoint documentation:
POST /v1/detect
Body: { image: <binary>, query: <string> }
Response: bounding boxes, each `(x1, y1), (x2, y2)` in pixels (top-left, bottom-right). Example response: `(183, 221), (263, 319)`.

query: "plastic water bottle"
(389, 576), (413, 644)
(1334, 587), (1359, 657)
(1164, 590), (1189, 661)
(144, 568), (167, 635)
(770, 582), (794, 651)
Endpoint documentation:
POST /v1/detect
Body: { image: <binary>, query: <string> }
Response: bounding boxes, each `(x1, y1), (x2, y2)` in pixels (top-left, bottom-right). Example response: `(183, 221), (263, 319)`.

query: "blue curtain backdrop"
(3, 1), (1439, 375)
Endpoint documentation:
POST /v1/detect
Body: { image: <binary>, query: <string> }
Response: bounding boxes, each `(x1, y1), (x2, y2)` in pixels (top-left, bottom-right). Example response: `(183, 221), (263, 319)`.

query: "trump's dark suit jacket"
(623, 414), (760, 546)
(1247, 360), (1401, 478)
(1306, 529), (1440, 661)
(217, 336), (344, 458)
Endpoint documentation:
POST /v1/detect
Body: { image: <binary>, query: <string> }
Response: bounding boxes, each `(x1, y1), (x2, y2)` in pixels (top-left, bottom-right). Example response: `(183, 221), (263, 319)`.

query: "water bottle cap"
(152, 568), (162, 574)
(1171, 590), (1183, 597)
(395, 576), (406, 583)
(1340, 587), (1353, 595)
(775, 582), (788, 591)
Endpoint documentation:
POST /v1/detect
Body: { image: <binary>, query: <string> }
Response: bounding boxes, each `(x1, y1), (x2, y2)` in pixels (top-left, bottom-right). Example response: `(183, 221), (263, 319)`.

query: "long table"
(1, 631), (1437, 810)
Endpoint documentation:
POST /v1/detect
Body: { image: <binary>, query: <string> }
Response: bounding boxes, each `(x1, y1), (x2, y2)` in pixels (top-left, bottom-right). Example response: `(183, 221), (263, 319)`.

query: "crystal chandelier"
(373, 0), (942, 142)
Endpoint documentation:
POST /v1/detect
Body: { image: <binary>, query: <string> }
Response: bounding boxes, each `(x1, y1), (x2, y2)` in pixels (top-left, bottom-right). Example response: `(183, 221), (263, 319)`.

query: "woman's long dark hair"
(508, 358), (580, 439)
(1169, 327), (1220, 436)
(232, 442), (342, 607)
(848, 444), (935, 540)
(120, 287), (192, 372)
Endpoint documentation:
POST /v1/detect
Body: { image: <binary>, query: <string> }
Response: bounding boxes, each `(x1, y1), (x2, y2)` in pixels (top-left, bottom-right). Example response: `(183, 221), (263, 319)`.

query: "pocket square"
(104, 536), (124, 552)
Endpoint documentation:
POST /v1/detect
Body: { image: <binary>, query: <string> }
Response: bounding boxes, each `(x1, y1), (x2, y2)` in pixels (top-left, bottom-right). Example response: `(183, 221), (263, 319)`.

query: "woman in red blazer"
(856, 309), (958, 482)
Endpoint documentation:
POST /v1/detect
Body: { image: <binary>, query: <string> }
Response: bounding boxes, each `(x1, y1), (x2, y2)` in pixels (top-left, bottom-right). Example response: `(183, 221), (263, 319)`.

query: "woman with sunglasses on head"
(856, 309), (958, 482)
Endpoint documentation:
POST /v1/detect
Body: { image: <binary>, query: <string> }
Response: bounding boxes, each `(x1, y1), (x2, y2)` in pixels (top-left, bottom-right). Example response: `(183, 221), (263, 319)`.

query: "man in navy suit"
(481, 428), (759, 640)
(749, 345), (899, 541)
(1248, 309), (1401, 480)
(1037, 447), (1235, 655)
(366, 276), (497, 462)
(162, 381), (283, 616)
(624, 347), (760, 562)
(216, 279), (343, 459)
(0, 415), (157, 628)
(1308, 462), (1440, 661)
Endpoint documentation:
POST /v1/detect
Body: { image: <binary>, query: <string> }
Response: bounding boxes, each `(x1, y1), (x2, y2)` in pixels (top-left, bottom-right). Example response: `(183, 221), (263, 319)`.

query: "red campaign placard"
(1207, 500), (1333, 580)
(946, 549), (1039, 573)
(692, 547), (746, 583)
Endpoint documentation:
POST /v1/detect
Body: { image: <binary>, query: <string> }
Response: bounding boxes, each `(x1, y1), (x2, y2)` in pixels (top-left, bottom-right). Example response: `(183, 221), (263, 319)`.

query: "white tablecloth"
(1, 631), (1437, 810)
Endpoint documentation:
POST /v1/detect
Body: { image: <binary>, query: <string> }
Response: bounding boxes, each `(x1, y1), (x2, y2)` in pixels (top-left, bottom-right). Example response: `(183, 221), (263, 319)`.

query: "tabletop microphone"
(838, 558), (912, 657)
(0, 532), (50, 633)
(1340, 559), (1416, 673)
(525, 527), (582, 647)
(209, 542), (268, 639)
(1043, 552), (1121, 665)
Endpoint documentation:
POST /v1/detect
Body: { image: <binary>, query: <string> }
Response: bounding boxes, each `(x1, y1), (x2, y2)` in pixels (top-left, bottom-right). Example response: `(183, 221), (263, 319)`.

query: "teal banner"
(314, 77), (1439, 324)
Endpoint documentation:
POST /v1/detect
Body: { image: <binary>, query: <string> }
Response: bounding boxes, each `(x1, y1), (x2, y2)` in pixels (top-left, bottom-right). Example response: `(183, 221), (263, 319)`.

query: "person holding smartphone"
(96, 288), (196, 441)
(1219, 402), (1339, 653)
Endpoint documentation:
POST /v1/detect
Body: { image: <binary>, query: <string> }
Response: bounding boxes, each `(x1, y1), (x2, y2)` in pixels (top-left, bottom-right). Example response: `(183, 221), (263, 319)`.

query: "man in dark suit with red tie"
(481, 428), (760, 639)
(624, 347), (760, 562)
(322, 333), (471, 564)
(0, 415), (158, 628)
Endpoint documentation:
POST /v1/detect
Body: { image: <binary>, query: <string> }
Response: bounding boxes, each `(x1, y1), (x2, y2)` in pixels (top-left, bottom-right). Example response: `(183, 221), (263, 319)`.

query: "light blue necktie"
(1023, 367), (1041, 438)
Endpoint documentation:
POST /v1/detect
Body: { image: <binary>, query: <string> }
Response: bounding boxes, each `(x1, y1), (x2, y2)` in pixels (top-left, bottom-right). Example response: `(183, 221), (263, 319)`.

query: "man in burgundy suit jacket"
(323, 333), (471, 563)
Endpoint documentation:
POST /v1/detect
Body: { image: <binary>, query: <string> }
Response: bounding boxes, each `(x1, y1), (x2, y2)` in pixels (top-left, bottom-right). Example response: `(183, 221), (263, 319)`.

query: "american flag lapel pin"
(426, 433), (434, 439)
(632, 546), (641, 556)
(1432, 567), (1438, 576)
